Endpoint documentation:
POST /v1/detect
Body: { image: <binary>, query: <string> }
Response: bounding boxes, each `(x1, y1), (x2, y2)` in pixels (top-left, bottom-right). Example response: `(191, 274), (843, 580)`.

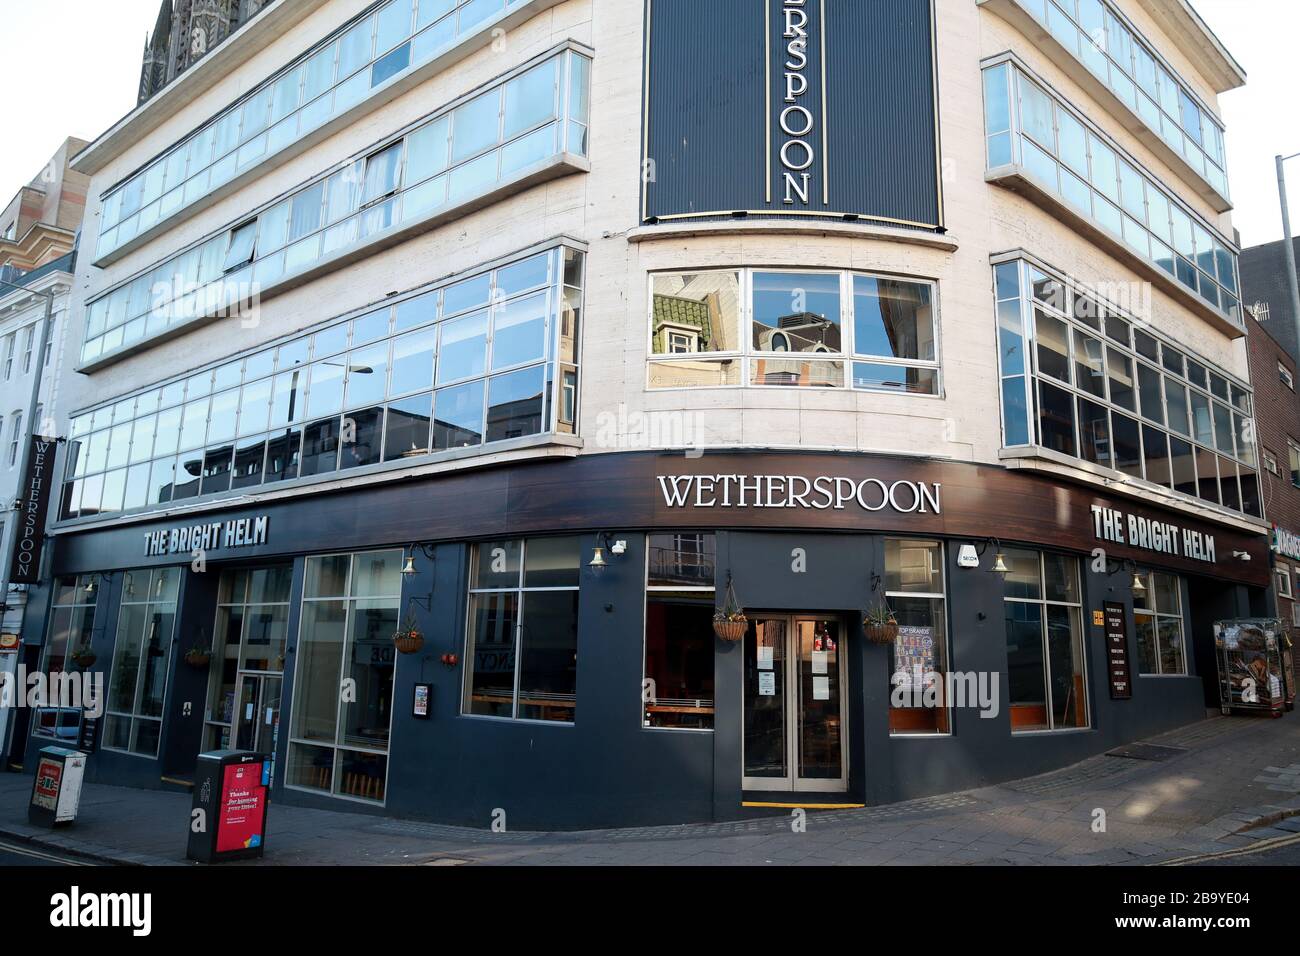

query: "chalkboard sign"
(1103, 601), (1133, 700)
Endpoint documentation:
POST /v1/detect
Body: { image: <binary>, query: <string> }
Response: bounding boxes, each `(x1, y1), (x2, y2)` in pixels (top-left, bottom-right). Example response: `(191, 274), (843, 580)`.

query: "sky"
(0, 0), (1296, 248)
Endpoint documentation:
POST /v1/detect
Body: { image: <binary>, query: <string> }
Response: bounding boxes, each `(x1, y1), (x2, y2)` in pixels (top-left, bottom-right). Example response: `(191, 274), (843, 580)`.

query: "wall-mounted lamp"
(1232, 551), (1252, 562)
(1105, 558), (1146, 593)
(589, 532), (629, 570)
(970, 539), (1010, 575)
(83, 571), (112, 596)
(401, 544), (437, 611)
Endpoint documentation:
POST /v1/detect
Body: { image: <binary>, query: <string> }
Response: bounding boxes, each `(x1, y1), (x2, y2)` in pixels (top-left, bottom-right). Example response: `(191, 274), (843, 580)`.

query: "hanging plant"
(864, 601), (899, 645)
(184, 645), (212, 668)
(713, 573), (748, 642)
(70, 645), (97, 669)
(393, 608), (425, 655)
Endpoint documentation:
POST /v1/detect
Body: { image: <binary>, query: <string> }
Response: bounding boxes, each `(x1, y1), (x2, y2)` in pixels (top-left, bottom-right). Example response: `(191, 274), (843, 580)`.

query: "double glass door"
(743, 616), (847, 792)
(234, 674), (282, 754)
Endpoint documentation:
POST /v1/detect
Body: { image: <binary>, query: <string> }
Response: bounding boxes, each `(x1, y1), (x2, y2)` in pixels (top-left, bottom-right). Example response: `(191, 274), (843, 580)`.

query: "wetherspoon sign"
(8, 435), (57, 585)
(658, 474), (942, 514)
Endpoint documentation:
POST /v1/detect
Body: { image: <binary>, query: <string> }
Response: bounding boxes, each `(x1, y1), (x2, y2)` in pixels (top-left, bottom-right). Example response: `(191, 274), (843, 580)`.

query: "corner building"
(17, 0), (1272, 827)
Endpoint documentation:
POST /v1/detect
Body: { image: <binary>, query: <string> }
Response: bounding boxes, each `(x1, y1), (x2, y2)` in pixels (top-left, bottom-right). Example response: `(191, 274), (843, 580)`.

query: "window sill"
(978, 0), (1232, 213)
(986, 164), (1243, 339)
(626, 219), (959, 252)
(998, 444), (1269, 534)
(78, 151), (591, 373)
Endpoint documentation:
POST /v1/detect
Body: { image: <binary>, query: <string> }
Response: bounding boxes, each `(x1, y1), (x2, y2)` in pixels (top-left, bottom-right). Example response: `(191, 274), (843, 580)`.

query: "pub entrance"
(742, 615), (848, 792)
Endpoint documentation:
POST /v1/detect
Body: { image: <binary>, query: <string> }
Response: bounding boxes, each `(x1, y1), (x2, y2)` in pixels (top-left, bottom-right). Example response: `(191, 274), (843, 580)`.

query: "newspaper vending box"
(28, 746), (87, 828)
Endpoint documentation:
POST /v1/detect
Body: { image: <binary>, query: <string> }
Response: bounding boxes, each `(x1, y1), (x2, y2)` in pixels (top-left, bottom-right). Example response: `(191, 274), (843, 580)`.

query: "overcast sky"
(0, 0), (1296, 248)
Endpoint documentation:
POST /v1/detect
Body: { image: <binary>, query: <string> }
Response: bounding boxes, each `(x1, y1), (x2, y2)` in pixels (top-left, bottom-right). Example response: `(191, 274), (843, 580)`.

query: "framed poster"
(412, 683), (433, 719)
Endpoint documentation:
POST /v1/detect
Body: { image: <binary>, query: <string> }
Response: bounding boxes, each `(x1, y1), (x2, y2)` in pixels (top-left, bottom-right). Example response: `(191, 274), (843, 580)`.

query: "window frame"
(1133, 570), (1188, 676)
(461, 537), (582, 725)
(102, 568), (180, 758)
(1276, 565), (1294, 601)
(1003, 549), (1090, 734)
(642, 532), (717, 733)
(646, 267), (943, 396)
(885, 538), (952, 737)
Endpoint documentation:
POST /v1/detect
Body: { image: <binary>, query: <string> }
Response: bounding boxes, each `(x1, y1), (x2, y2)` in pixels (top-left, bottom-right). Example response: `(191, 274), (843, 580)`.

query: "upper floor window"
(82, 47), (592, 368)
(95, 0), (559, 261)
(648, 269), (940, 394)
(21, 324), (33, 373)
(463, 537), (582, 724)
(994, 257), (1260, 519)
(60, 244), (584, 521)
(8, 412), (22, 467)
(1009, 0), (1229, 202)
(1281, 362), (1295, 391)
(1290, 440), (1300, 488)
(2, 334), (12, 380)
(983, 59), (1240, 327)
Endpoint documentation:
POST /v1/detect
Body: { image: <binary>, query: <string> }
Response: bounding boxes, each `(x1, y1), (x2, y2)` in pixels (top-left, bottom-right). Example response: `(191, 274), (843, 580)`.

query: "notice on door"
(813, 676), (831, 701)
(759, 672), (776, 696)
(1103, 601), (1133, 700)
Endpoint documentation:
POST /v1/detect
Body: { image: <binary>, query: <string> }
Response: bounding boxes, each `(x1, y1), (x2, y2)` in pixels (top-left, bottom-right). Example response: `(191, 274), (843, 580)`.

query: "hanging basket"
(713, 615), (748, 642)
(183, 651), (211, 668)
(713, 573), (748, 642)
(393, 631), (425, 655)
(71, 649), (97, 669)
(864, 621), (899, 645)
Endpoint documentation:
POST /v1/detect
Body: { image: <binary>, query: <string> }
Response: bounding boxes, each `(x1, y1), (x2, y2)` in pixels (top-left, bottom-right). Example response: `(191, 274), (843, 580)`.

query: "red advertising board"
(216, 762), (266, 853)
(33, 759), (62, 810)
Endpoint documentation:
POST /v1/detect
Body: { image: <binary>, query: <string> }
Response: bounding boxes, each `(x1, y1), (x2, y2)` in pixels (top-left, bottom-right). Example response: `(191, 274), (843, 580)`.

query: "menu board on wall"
(1104, 602), (1133, 700)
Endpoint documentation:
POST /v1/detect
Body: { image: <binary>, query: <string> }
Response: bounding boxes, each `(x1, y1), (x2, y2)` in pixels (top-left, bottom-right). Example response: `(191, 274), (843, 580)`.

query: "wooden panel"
(53, 450), (1270, 586)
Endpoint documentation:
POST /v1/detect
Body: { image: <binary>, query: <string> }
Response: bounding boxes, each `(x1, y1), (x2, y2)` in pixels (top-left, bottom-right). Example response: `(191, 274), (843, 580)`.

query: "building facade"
(1240, 238), (1300, 364)
(15, 0), (1272, 827)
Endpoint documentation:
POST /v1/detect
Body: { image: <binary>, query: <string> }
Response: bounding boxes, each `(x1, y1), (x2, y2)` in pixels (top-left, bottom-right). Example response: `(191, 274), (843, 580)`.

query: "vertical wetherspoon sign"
(8, 435), (57, 585)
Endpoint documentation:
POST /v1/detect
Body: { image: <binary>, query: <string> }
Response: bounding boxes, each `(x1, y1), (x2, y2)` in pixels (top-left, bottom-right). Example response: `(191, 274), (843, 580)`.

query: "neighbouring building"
(1241, 248), (1300, 678)
(0, 140), (85, 764)
(138, 0), (276, 105)
(13, 0), (1272, 828)
(1240, 238), (1300, 363)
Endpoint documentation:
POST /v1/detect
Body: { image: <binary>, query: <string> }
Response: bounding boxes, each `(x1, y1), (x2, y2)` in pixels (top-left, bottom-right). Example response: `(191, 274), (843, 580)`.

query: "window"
(9, 411), (22, 466)
(32, 577), (99, 740)
(21, 324), (33, 373)
(104, 568), (180, 757)
(1282, 363), (1296, 391)
(203, 566), (293, 750)
(43, 316), (55, 366)
(1264, 450), (1279, 477)
(649, 269), (940, 394)
(644, 533), (716, 730)
(287, 550), (401, 803)
(1291, 441), (1300, 488)
(85, 48), (592, 365)
(1003, 549), (1088, 732)
(61, 245), (583, 520)
(1275, 566), (1293, 601)
(1133, 572), (1187, 675)
(2, 334), (12, 380)
(982, 61), (1239, 324)
(463, 537), (581, 723)
(995, 257), (1259, 518)
(886, 539), (950, 735)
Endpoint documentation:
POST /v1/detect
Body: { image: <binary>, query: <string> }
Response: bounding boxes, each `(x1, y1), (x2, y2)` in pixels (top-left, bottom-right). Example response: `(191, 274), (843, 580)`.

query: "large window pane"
(651, 272), (742, 355)
(465, 591), (517, 717)
(752, 272), (842, 353)
(516, 591), (578, 722)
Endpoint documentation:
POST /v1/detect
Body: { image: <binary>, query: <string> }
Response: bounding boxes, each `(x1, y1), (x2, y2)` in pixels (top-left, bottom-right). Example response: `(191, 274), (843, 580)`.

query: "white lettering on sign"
(143, 515), (269, 557)
(659, 475), (941, 515)
(780, 0), (814, 206)
(1273, 525), (1300, 561)
(1089, 504), (1217, 564)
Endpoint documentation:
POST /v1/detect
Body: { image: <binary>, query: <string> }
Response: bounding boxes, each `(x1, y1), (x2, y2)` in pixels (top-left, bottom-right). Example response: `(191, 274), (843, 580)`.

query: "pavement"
(1, 714), (1299, 866)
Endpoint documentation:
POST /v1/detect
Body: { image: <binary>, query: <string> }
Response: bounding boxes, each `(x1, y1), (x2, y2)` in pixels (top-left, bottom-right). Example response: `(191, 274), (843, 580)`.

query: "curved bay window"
(1003, 549), (1089, 733)
(1134, 571), (1187, 675)
(994, 257), (1259, 519)
(643, 533), (716, 730)
(104, 568), (180, 757)
(648, 269), (940, 395)
(886, 539), (951, 735)
(463, 537), (581, 723)
(287, 550), (400, 803)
